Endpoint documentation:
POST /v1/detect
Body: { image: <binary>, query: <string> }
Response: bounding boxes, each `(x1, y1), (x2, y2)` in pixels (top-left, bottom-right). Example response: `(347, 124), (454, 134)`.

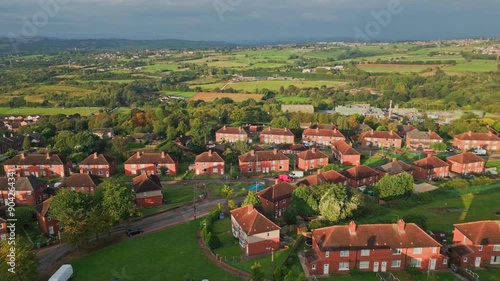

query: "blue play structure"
(248, 182), (265, 192)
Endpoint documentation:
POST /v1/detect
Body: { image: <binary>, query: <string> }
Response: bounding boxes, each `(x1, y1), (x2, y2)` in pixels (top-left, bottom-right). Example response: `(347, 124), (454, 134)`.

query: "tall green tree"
(0, 237), (38, 281)
(374, 172), (414, 200)
(250, 262), (265, 281)
(318, 184), (362, 223)
(97, 178), (135, 223)
(242, 191), (261, 207)
(22, 136), (31, 151)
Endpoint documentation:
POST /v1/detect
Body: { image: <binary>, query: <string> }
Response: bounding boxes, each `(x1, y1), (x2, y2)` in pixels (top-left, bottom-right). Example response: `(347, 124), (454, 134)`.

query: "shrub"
(206, 232), (221, 249)
(469, 176), (495, 186)
(444, 178), (470, 189)
(227, 200), (238, 210)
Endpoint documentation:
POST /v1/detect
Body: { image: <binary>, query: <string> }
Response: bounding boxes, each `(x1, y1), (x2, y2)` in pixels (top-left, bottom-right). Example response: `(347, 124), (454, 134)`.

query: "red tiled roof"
(454, 131), (500, 141)
(297, 170), (347, 186)
(239, 150), (289, 162)
(0, 175), (47, 191)
(447, 152), (485, 164)
(124, 152), (176, 165)
(35, 197), (53, 217)
(79, 153), (114, 166)
(378, 160), (413, 175)
(303, 128), (345, 138)
(407, 130), (443, 141)
(195, 150), (224, 163)
(257, 182), (296, 202)
(413, 156), (449, 169)
(313, 220), (440, 251)
(360, 130), (401, 140)
(261, 127), (294, 136)
(332, 140), (360, 156)
(60, 174), (102, 189)
(297, 148), (329, 160)
(231, 205), (280, 235)
(4, 153), (67, 166)
(132, 174), (162, 193)
(454, 220), (500, 245)
(340, 165), (383, 181)
(216, 126), (248, 135)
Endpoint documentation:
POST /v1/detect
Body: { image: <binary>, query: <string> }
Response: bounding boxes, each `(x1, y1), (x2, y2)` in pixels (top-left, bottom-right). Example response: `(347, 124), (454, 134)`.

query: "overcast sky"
(1, 0), (499, 43)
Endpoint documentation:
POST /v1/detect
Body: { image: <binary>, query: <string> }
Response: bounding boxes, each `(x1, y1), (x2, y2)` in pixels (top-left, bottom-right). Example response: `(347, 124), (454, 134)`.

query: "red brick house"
(297, 148), (329, 171)
(0, 176), (48, 206)
(2, 152), (71, 178)
(302, 128), (345, 146)
(216, 126), (249, 143)
(191, 150), (225, 175)
(132, 173), (163, 208)
(79, 152), (115, 177)
(297, 169), (348, 187)
(124, 152), (178, 176)
(331, 140), (361, 166)
(257, 181), (296, 219)
(360, 130), (402, 149)
(406, 130), (443, 150)
(230, 204), (280, 256)
(260, 127), (295, 144)
(340, 165), (383, 188)
(453, 131), (500, 151)
(0, 216), (7, 240)
(451, 220), (500, 268)
(377, 159), (413, 176)
(59, 174), (103, 195)
(305, 220), (448, 276)
(412, 155), (450, 180)
(35, 198), (59, 236)
(238, 150), (289, 175)
(446, 152), (485, 175)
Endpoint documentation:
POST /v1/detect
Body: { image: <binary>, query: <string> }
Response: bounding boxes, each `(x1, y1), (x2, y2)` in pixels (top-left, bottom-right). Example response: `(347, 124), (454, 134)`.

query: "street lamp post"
(266, 245), (275, 280)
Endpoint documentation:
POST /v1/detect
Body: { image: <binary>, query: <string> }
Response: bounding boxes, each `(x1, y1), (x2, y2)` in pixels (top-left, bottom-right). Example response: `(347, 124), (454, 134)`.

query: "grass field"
(442, 60), (498, 72)
(357, 64), (440, 73)
(0, 107), (101, 115)
(360, 187), (500, 230)
(191, 92), (264, 102)
(196, 80), (346, 92)
(71, 219), (238, 281)
(275, 96), (312, 103)
(163, 186), (204, 205)
(160, 91), (197, 98)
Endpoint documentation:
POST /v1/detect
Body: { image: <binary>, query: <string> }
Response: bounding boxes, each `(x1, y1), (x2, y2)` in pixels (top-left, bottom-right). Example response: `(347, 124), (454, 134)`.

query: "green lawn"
(0, 107), (101, 115)
(194, 80), (346, 92)
(163, 186), (204, 205)
(361, 154), (387, 167)
(486, 161), (500, 171)
(442, 60), (498, 72)
(71, 219), (239, 281)
(160, 91), (197, 98)
(276, 96), (312, 103)
(410, 271), (461, 281)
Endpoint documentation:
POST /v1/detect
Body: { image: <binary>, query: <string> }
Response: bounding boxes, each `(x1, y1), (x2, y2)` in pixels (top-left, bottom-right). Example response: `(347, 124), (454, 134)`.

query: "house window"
(392, 260), (401, 268)
(325, 251), (329, 258)
(413, 247), (422, 254)
(393, 248), (402, 255)
(463, 257), (468, 263)
(339, 262), (349, 271)
(312, 264), (316, 270)
(361, 249), (370, 256)
(98, 171), (103, 175)
(443, 259), (448, 265)
(47, 216), (52, 222)
(248, 162), (252, 166)
(493, 245), (500, 251)
(478, 245), (483, 251)
(411, 258), (422, 267)
(27, 191), (32, 196)
(491, 256), (500, 265)
(132, 164), (136, 168)
(279, 166), (283, 170)
(340, 250), (349, 257)
(239, 238), (245, 248)
(248, 168), (252, 172)
(213, 168), (218, 173)
(359, 261), (369, 269)
(432, 247), (437, 254)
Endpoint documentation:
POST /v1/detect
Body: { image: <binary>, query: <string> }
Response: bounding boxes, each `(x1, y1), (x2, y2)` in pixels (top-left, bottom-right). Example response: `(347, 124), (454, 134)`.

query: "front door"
(48, 226), (54, 235)
(323, 263), (329, 275)
(430, 259), (436, 270)
(475, 257), (481, 268)
(373, 262), (379, 272)
(381, 261), (387, 272)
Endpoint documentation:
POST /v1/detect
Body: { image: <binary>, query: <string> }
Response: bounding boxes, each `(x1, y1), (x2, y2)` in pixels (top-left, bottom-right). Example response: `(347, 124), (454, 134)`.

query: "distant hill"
(0, 37), (236, 53)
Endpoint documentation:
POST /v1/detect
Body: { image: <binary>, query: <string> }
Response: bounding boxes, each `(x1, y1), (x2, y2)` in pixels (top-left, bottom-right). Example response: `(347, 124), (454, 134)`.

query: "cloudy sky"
(1, 0), (499, 43)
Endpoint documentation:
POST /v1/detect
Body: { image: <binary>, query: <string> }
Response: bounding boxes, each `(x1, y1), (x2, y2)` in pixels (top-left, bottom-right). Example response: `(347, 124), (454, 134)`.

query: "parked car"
(276, 174), (293, 182)
(289, 171), (304, 179)
(126, 228), (144, 237)
(49, 264), (73, 281)
(473, 149), (486, 156)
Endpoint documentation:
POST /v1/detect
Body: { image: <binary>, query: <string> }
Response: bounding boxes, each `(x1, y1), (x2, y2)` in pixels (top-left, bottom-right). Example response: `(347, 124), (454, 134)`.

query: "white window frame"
(361, 249), (370, 257)
(339, 262), (349, 271)
(340, 250), (349, 257)
(493, 245), (500, 252)
(413, 247), (422, 254)
(359, 261), (369, 269)
(393, 248), (402, 255)
(411, 258), (422, 267)
(325, 251), (329, 258)
(391, 260), (401, 268)
(478, 245), (483, 251)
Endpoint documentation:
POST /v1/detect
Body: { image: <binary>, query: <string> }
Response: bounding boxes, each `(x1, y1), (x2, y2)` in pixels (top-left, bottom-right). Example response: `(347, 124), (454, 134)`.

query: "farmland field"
(160, 91), (197, 98)
(195, 80), (347, 92)
(191, 92), (264, 102)
(0, 107), (101, 115)
(356, 63), (441, 73)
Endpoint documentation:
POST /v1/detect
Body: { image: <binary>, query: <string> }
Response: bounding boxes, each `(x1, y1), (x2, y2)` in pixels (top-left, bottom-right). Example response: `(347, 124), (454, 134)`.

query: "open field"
(71, 219), (238, 281)
(0, 107), (101, 115)
(357, 63), (442, 73)
(442, 60), (498, 72)
(191, 92), (264, 102)
(195, 80), (346, 92)
(159, 91), (197, 98)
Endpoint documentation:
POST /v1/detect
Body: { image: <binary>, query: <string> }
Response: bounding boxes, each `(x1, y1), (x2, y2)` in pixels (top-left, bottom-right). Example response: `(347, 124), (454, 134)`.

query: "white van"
(49, 264), (73, 281)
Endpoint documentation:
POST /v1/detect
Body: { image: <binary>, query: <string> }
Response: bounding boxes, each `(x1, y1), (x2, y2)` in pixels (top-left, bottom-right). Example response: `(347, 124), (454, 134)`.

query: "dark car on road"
(126, 228), (144, 237)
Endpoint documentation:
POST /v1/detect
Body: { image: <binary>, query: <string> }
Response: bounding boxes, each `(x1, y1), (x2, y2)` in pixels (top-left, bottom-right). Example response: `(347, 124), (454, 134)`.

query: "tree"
(374, 173), (414, 200)
(291, 186), (317, 216)
(227, 200), (238, 210)
(274, 265), (284, 281)
(22, 136), (31, 151)
(283, 205), (298, 225)
(0, 237), (38, 281)
(318, 183), (362, 223)
(97, 178), (135, 223)
(111, 137), (130, 161)
(322, 163), (342, 172)
(283, 270), (294, 281)
(242, 191), (261, 207)
(220, 185), (235, 205)
(232, 140), (252, 154)
(250, 262), (265, 281)
(430, 142), (447, 151)
(297, 272), (307, 281)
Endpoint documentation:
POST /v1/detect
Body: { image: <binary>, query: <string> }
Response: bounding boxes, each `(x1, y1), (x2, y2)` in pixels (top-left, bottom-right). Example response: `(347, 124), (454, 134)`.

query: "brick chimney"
(21, 152), (25, 159)
(392, 158), (397, 162)
(317, 169), (322, 175)
(468, 131), (472, 136)
(316, 127), (319, 132)
(312, 147), (316, 153)
(136, 151), (141, 158)
(250, 150), (255, 156)
(46, 152), (50, 159)
(208, 150), (213, 157)
(161, 151), (165, 158)
(427, 153), (432, 159)
(94, 152), (98, 159)
(389, 130), (393, 136)
(349, 221), (357, 235)
(275, 179), (281, 185)
(273, 149), (277, 155)
(397, 219), (406, 232)
(488, 131), (493, 136)
(371, 129), (374, 134)
(223, 125), (227, 130)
